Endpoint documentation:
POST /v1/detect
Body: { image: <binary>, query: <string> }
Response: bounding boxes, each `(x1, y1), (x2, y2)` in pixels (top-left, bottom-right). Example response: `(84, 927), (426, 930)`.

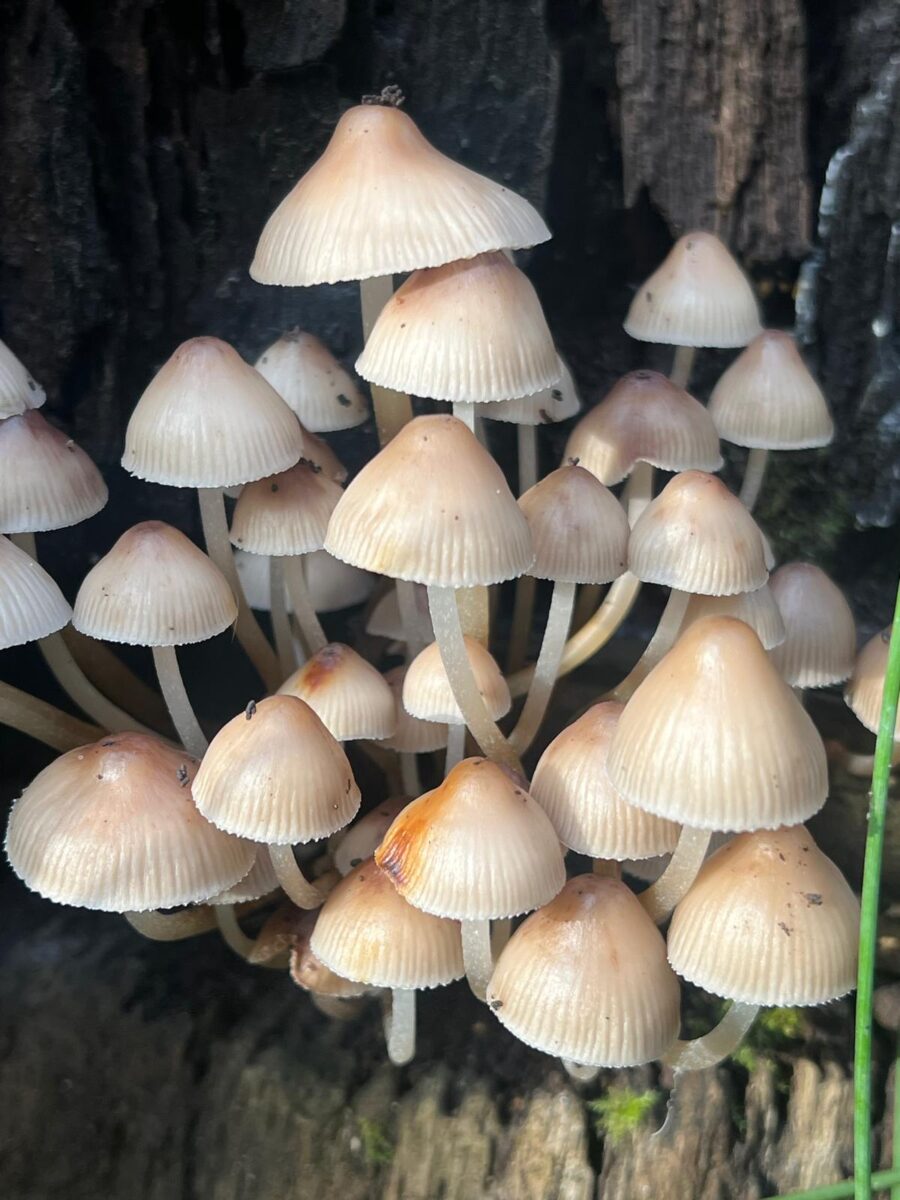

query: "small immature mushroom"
(278, 642), (396, 743)
(73, 522), (237, 757)
(376, 757), (565, 999)
(254, 330), (369, 432)
(0, 337), (45, 417)
(679, 584), (786, 651)
(382, 666), (447, 791)
(768, 562), (856, 689)
(332, 797), (410, 877)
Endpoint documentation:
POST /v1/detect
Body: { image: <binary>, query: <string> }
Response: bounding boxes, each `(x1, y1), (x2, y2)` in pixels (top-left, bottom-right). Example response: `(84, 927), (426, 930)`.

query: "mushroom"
(331, 797), (411, 878)
(0, 409), (107, 532)
(278, 642), (397, 743)
(254, 330), (369, 433)
(382, 667), (447, 792)
(289, 906), (373, 1019)
(769, 562), (857, 691)
(0, 336), (45, 418)
(678, 584), (786, 650)
(845, 627), (900, 757)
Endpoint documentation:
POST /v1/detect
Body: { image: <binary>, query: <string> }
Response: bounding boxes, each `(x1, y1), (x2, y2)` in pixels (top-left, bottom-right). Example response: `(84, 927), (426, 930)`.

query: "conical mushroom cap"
(518, 465), (629, 584)
(375, 757), (566, 920)
(254, 331), (368, 432)
(403, 637), (510, 725)
(250, 101), (550, 286)
(0, 535), (71, 649)
(628, 470), (768, 596)
(311, 858), (464, 990)
(5, 733), (254, 911)
(845, 628), (899, 738)
(278, 642), (397, 741)
(356, 252), (558, 404)
(208, 848), (280, 904)
(0, 411), (107, 532)
(668, 826), (859, 1005)
(481, 356), (581, 426)
(192, 695), (361, 844)
(769, 563), (856, 688)
(531, 703), (680, 859)
(486, 876), (681, 1067)
(624, 232), (762, 348)
(680, 584), (786, 651)
(709, 330), (834, 449)
(332, 797), (411, 877)
(0, 338), (45, 418)
(289, 909), (369, 997)
(382, 667), (448, 753)
(607, 616), (828, 831)
(229, 459), (342, 557)
(73, 521), (237, 647)
(122, 337), (305, 488)
(564, 370), (723, 486)
(325, 414), (533, 587)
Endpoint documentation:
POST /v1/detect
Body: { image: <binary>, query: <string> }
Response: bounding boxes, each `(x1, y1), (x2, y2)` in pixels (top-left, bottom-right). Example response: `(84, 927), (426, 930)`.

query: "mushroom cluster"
(2, 92), (881, 1085)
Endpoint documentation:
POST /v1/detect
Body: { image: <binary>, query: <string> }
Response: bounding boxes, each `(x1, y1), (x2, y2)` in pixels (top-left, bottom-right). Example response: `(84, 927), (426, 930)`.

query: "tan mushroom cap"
(768, 563), (856, 688)
(229, 459), (342, 557)
(668, 826), (860, 1005)
(845, 628), (898, 738)
(531, 703), (680, 859)
(73, 521), (237, 647)
(481, 356), (581, 426)
(628, 470), (769, 596)
(356, 252), (558, 404)
(122, 336), (305, 488)
(325, 414), (533, 587)
(486, 876), (681, 1067)
(709, 330), (834, 450)
(403, 637), (510, 725)
(278, 642), (397, 741)
(208, 848), (279, 904)
(311, 858), (464, 990)
(0, 411), (107, 533)
(254, 330), (368, 432)
(518, 465), (629, 584)
(4, 733), (254, 911)
(607, 616), (828, 831)
(624, 231), (762, 348)
(193, 695), (361, 844)
(680, 584), (786, 651)
(0, 535), (72, 649)
(376, 757), (565, 920)
(332, 797), (411, 877)
(564, 370), (723, 486)
(382, 667), (448, 753)
(0, 337), (45, 418)
(289, 909), (369, 997)
(250, 101), (550, 287)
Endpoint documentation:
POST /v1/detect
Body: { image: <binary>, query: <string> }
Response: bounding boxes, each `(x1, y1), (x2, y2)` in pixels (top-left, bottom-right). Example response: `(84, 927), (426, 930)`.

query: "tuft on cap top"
(624, 231), (762, 348)
(382, 667), (448, 753)
(518, 465), (629, 584)
(481, 356), (581, 426)
(254, 330), (369, 433)
(680, 584), (786, 651)
(403, 637), (510, 725)
(278, 642), (397, 742)
(845, 628), (898, 739)
(0, 535), (72, 649)
(0, 338), (45, 418)
(768, 563), (856, 688)
(230, 460), (343, 558)
(0, 411), (107, 533)
(250, 103), (549, 287)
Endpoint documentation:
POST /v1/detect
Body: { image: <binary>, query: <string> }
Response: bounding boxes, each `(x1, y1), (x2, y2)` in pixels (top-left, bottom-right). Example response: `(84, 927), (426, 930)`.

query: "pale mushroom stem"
(283, 556), (328, 655)
(452, 402), (477, 432)
(573, 583), (601, 631)
(510, 581), (577, 754)
(664, 1000), (760, 1071)
(427, 585), (522, 773)
(563, 1061), (600, 1083)
(37, 632), (155, 735)
(124, 907), (216, 941)
(739, 448), (769, 512)
(444, 723), (466, 776)
(383, 989), (417, 1065)
(669, 345), (697, 390)
(400, 751), (421, 794)
(0, 680), (101, 751)
(397, 580), (428, 657)
(491, 918), (512, 956)
(506, 425), (541, 671)
(150, 645), (207, 758)
(62, 627), (171, 733)
(639, 826), (712, 924)
(461, 917), (494, 1000)
(610, 590), (691, 703)
(456, 586), (490, 646)
(215, 904), (257, 960)
(196, 488), (281, 691)
(267, 843), (325, 909)
(622, 461), (655, 525)
(592, 859), (623, 880)
(269, 557), (297, 677)
(359, 275), (414, 445)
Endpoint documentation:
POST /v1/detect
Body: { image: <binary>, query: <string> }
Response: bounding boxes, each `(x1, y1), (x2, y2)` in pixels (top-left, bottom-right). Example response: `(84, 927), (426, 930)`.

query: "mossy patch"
(587, 1087), (661, 1145)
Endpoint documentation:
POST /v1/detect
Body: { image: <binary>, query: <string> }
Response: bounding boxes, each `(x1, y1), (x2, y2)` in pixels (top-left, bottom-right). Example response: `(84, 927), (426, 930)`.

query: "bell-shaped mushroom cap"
(607, 617), (828, 831)
(193, 695), (361, 844)
(0, 535), (72, 649)
(629, 470), (768, 596)
(624, 231), (762, 348)
(376, 757), (566, 920)
(304, 431), (348, 484)
(4, 733), (254, 911)
(278, 642), (397, 741)
(0, 411), (107, 533)
(311, 858), (465, 990)
(531, 703), (680, 859)
(332, 797), (410, 877)
(122, 336), (305, 488)
(290, 909), (369, 997)
(208, 849), (279, 904)
(518, 465), (629, 584)
(668, 826), (860, 1005)
(73, 521), (237, 647)
(680, 584), (786, 651)
(356, 252), (558, 404)
(0, 337), (45, 418)
(250, 101), (550, 287)
(709, 330), (834, 450)
(382, 667), (448, 753)
(325, 414), (533, 587)
(229, 459), (342, 557)
(769, 563), (856, 688)
(845, 628), (899, 738)
(481, 356), (581, 426)
(486, 876), (681, 1067)
(564, 370), (723, 486)
(403, 638), (510, 725)
(254, 330), (368, 432)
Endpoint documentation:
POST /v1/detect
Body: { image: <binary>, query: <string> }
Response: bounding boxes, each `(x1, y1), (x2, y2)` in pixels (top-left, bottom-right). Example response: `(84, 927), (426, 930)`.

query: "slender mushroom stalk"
(455, 586), (490, 646)
(396, 580), (428, 657)
(383, 989), (417, 1066)
(359, 273), (413, 445)
(269, 557), (296, 676)
(638, 826), (712, 923)
(739, 447), (769, 511)
(400, 751), (421, 794)
(0, 681), (101, 752)
(452, 402), (476, 432)
(510, 581), (577, 754)
(663, 1000), (760, 1071)
(124, 907), (218, 941)
(62, 627), (171, 732)
(669, 345), (696, 390)
(266, 843), (327, 909)
(506, 426), (541, 672)
(444, 723), (466, 775)
(150, 646), (207, 758)
(283, 556), (328, 655)
(461, 917), (494, 1000)
(215, 905), (263, 961)
(610, 589), (691, 703)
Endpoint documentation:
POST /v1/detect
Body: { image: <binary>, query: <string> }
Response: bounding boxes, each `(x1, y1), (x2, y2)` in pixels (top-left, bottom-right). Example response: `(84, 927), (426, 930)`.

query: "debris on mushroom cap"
(769, 562), (857, 688)
(0, 410), (107, 532)
(230, 460), (343, 558)
(382, 668), (448, 754)
(278, 642), (397, 742)
(403, 637), (510, 725)
(0, 336), (46, 418)
(679, 584), (786, 651)
(254, 330), (369, 433)
(846, 626), (900, 739)
(0, 534), (72, 650)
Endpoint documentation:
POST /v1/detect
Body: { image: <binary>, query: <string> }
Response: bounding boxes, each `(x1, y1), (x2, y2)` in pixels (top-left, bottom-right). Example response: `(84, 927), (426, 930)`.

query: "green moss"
(587, 1087), (660, 1145)
(358, 1117), (393, 1166)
